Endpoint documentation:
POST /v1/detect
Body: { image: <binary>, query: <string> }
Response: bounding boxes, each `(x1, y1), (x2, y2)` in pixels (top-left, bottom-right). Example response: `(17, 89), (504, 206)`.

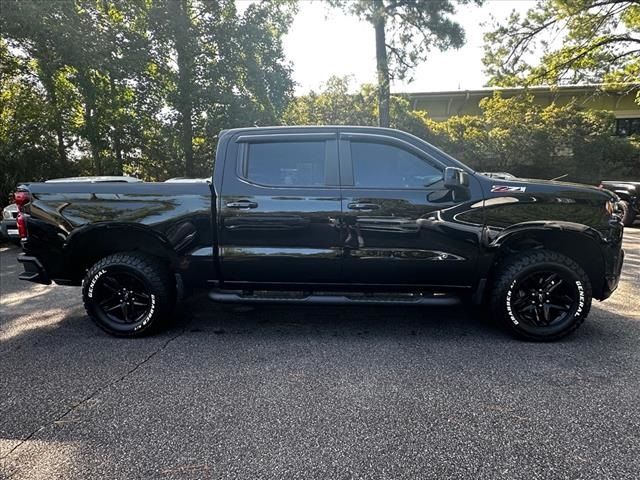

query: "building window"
(616, 118), (640, 137)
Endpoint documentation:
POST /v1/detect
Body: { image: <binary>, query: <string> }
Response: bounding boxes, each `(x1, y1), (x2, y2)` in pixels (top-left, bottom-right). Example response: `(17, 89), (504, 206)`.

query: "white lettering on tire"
(506, 279), (519, 325)
(134, 293), (156, 331)
(87, 269), (107, 299)
(575, 280), (584, 317)
(506, 277), (585, 326)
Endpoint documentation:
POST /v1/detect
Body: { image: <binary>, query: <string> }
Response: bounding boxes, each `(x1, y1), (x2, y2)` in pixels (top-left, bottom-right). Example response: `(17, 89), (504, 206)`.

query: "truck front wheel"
(82, 252), (174, 337)
(490, 250), (592, 341)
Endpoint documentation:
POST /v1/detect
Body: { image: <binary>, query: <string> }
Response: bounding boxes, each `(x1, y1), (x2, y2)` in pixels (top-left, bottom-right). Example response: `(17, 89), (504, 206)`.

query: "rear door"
(218, 131), (343, 285)
(338, 132), (482, 287)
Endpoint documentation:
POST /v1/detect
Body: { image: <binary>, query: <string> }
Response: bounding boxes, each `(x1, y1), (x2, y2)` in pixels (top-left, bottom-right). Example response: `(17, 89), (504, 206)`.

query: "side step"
(208, 290), (461, 306)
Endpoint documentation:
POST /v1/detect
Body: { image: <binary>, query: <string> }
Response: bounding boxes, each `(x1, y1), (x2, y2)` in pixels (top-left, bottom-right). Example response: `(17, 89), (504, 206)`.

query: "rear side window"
(350, 141), (442, 189)
(245, 141), (326, 186)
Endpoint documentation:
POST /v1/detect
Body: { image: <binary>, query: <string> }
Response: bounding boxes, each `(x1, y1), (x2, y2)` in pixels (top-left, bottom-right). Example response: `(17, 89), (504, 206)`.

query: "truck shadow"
(2, 282), (637, 349)
(180, 296), (504, 341)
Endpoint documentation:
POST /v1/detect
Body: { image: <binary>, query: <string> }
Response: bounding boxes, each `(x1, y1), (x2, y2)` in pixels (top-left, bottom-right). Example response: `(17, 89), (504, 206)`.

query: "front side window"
(245, 141), (326, 186)
(350, 141), (442, 188)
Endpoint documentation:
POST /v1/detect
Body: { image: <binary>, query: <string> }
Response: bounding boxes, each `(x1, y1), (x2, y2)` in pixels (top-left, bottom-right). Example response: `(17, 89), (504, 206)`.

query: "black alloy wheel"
(93, 271), (154, 325)
(490, 249), (592, 341)
(508, 270), (579, 328)
(83, 252), (173, 337)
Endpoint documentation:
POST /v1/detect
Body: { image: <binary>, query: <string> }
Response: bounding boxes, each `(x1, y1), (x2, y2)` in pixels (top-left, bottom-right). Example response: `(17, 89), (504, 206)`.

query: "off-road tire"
(490, 250), (592, 341)
(82, 252), (174, 337)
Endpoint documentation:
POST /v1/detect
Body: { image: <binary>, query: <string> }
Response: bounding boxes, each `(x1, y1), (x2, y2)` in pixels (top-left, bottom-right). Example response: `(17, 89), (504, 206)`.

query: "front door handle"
(226, 200), (258, 209)
(348, 203), (380, 211)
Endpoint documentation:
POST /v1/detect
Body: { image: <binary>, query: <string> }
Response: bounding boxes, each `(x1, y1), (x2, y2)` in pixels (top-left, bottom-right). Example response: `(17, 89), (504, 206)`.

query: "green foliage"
(483, 0), (640, 100)
(0, 40), (79, 203)
(426, 94), (640, 183)
(282, 76), (431, 138)
(285, 77), (640, 184)
(0, 0), (295, 202)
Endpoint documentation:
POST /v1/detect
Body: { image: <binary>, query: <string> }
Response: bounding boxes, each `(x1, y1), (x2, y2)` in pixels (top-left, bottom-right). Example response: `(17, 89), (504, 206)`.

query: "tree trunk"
(373, 1), (390, 128)
(114, 134), (123, 175)
(38, 60), (68, 170)
(168, 0), (195, 177)
(109, 76), (124, 175)
(78, 72), (102, 174)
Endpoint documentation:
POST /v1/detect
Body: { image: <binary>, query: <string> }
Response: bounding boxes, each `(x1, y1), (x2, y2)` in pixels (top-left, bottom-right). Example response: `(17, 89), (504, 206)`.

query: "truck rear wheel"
(82, 252), (174, 337)
(490, 250), (592, 341)
(620, 200), (636, 227)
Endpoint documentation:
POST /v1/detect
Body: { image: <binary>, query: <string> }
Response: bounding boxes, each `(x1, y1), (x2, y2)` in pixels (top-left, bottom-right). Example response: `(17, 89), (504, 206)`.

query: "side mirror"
(443, 167), (469, 190)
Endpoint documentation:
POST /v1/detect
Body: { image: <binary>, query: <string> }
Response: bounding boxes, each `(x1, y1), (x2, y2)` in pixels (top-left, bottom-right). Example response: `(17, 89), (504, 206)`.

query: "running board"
(208, 290), (461, 306)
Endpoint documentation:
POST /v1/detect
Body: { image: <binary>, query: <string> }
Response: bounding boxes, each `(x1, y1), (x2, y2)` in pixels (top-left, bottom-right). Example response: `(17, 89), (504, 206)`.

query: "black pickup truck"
(600, 180), (639, 226)
(15, 126), (624, 341)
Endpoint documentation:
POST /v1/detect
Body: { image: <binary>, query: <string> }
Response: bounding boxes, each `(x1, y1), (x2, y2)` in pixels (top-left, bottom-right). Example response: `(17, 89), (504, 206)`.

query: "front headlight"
(605, 199), (623, 220)
(604, 199), (622, 218)
(2, 208), (12, 220)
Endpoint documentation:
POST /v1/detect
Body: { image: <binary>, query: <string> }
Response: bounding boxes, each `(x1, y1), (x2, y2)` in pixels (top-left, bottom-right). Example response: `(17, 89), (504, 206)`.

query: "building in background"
(404, 84), (640, 136)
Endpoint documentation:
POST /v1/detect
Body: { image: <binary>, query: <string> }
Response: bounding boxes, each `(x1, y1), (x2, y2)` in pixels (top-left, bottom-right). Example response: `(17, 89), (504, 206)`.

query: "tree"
(0, 0), (296, 182)
(483, 0), (640, 100)
(0, 40), (78, 205)
(0, 0), (79, 169)
(426, 93), (640, 183)
(329, 0), (481, 127)
(1, 0), (157, 175)
(167, 0), (197, 177)
(148, 0), (296, 177)
(282, 76), (431, 138)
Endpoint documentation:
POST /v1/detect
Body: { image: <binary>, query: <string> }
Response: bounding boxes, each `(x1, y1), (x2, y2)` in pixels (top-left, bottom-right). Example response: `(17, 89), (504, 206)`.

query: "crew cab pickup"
(600, 180), (639, 226)
(15, 126), (624, 341)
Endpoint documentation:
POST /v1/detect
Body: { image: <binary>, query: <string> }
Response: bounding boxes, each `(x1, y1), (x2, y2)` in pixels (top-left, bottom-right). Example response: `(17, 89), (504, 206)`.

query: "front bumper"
(600, 241), (624, 300)
(1, 219), (18, 240)
(17, 254), (51, 285)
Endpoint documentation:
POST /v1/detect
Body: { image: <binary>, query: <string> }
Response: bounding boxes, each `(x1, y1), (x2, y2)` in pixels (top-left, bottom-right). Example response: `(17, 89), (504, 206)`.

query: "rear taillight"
(16, 212), (27, 239)
(14, 190), (30, 211)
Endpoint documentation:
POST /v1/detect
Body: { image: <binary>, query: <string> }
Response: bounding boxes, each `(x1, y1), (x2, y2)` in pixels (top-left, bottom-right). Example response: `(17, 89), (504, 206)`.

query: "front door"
(338, 132), (482, 287)
(218, 131), (343, 285)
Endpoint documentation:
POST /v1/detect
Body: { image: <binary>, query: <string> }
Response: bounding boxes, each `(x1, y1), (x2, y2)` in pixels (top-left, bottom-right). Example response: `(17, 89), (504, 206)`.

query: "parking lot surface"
(1, 229), (639, 479)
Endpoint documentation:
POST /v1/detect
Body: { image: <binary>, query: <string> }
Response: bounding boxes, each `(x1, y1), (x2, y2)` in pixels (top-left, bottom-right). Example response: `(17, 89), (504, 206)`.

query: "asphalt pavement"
(1, 229), (639, 479)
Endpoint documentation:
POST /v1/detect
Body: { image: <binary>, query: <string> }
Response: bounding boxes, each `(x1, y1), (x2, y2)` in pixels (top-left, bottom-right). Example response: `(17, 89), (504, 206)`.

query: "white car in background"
(1, 203), (19, 243)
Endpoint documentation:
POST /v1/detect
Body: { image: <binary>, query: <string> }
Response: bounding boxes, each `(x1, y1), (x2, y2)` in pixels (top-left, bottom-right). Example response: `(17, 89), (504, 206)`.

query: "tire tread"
(490, 249), (592, 341)
(82, 252), (173, 337)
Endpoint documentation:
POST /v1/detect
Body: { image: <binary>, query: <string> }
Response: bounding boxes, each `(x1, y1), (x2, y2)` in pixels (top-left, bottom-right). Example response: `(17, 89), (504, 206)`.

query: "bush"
(286, 81), (640, 185)
(425, 93), (640, 184)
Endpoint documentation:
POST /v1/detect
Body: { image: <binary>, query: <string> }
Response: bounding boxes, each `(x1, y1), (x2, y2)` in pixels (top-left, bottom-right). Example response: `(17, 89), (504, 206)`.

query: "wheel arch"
(488, 223), (607, 299)
(63, 223), (177, 283)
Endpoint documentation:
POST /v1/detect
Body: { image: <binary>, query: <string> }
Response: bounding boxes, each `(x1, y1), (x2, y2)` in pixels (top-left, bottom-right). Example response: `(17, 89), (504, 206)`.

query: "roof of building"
(398, 83), (640, 99)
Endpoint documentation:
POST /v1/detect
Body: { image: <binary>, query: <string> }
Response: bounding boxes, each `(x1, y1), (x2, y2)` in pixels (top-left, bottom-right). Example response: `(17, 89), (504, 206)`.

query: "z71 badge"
(491, 185), (527, 193)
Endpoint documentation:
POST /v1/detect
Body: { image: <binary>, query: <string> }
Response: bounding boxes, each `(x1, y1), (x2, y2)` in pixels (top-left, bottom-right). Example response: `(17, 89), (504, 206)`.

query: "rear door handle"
(226, 200), (258, 209)
(348, 203), (380, 211)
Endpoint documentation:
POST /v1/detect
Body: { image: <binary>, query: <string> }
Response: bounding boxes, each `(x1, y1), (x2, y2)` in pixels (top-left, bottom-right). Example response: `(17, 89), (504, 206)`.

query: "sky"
(242, 0), (537, 94)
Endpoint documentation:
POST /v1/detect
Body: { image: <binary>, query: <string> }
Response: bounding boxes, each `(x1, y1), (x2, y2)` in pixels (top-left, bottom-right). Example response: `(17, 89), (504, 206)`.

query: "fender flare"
(483, 220), (609, 298)
(62, 222), (179, 280)
(487, 220), (606, 249)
